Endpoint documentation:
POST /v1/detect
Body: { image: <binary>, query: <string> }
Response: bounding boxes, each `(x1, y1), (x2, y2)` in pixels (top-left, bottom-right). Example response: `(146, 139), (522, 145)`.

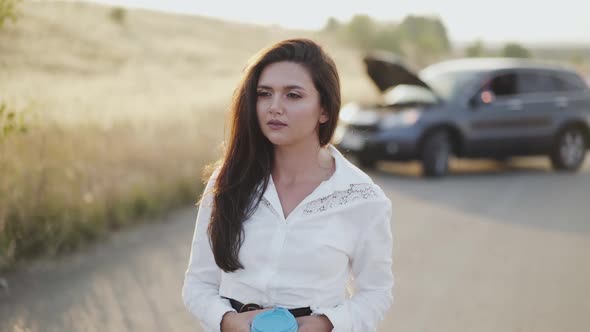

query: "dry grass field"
(0, 1), (377, 268)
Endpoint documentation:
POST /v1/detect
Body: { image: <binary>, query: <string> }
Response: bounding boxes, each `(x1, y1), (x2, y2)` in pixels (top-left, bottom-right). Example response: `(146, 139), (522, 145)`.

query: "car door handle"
(555, 96), (569, 108)
(507, 99), (523, 111)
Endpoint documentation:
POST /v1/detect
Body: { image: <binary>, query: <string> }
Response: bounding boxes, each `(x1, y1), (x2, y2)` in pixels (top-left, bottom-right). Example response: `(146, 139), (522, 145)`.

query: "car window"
(470, 72), (518, 106)
(489, 73), (518, 96)
(519, 72), (558, 94)
(420, 69), (479, 100)
(552, 73), (586, 92)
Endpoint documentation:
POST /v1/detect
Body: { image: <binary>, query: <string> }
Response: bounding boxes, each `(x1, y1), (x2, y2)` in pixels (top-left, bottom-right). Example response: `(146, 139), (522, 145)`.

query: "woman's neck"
(272, 141), (332, 185)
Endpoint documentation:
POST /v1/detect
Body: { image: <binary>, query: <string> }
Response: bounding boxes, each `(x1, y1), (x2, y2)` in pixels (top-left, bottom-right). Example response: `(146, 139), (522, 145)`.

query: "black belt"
(227, 298), (312, 318)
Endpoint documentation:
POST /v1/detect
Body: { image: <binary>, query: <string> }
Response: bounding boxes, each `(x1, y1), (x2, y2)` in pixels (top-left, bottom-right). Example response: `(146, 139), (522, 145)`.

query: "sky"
(84, 0), (590, 44)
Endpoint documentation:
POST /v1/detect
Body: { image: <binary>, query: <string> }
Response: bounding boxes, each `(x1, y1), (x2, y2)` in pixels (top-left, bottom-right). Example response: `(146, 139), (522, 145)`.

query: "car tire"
(421, 131), (452, 177)
(550, 126), (587, 171)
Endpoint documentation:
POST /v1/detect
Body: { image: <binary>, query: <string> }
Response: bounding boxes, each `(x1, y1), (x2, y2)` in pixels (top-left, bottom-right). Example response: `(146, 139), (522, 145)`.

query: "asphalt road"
(1, 157), (589, 332)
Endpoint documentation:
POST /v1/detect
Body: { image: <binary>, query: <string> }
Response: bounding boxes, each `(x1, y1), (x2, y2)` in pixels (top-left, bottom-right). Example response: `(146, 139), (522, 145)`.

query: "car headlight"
(339, 103), (359, 124)
(379, 109), (422, 129)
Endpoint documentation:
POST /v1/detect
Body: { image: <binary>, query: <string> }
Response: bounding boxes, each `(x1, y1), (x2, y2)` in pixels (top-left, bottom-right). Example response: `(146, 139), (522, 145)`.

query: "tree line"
(323, 14), (534, 64)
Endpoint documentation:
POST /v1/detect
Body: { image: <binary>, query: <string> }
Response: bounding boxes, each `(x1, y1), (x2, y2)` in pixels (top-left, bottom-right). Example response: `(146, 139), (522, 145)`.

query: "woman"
(183, 38), (393, 332)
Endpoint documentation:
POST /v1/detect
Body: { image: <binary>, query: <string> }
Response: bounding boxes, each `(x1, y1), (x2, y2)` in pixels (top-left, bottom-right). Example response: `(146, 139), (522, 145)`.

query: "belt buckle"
(240, 303), (262, 313)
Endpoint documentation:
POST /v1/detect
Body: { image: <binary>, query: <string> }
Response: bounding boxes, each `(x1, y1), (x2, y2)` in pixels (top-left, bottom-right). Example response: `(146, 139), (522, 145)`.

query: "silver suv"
(334, 52), (590, 177)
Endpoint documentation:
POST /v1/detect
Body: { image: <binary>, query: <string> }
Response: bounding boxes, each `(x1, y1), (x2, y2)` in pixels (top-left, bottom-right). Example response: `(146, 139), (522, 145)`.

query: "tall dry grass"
(0, 2), (377, 269)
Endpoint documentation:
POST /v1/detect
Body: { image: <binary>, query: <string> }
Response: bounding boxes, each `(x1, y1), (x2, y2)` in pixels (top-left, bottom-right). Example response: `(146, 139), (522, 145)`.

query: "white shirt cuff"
(204, 299), (236, 332)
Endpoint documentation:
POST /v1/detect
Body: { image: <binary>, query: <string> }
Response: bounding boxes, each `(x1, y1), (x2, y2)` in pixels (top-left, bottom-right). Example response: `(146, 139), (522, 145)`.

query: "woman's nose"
(269, 96), (283, 114)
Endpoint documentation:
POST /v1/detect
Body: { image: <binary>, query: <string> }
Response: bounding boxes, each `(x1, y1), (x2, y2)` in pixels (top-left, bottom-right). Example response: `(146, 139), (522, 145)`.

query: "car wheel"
(421, 131), (452, 177)
(550, 127), (587, 171)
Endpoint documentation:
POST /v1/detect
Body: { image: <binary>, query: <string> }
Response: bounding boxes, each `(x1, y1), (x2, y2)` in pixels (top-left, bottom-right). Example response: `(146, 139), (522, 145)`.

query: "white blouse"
(182, 145), (394, 332)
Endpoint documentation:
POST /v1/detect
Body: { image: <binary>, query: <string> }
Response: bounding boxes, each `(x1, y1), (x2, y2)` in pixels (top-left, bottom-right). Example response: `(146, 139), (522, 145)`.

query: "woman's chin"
(267, 138), (289, 146)
(264, 133), (291, 146)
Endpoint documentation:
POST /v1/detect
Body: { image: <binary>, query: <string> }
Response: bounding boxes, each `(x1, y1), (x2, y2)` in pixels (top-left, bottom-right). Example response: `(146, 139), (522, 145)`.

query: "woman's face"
(256, 61), (328, 147)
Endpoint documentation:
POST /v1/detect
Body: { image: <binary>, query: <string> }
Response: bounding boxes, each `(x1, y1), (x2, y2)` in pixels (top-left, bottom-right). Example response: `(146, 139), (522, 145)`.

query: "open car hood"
(364, 51), (432, 93)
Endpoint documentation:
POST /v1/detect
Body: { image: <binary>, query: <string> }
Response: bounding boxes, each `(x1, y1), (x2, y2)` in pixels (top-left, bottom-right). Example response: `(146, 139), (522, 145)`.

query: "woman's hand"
(296, 315), (334, 332)
(220, 309), (269, 332)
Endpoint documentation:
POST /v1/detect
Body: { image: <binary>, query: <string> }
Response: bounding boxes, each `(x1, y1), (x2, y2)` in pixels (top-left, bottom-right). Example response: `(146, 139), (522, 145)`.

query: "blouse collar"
(262, 144), (373, 219)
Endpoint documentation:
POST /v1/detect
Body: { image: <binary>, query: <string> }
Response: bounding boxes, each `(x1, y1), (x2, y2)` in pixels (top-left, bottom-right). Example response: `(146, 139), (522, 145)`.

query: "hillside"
(0, 1), (377, 268)
(0, 1), (378, 125)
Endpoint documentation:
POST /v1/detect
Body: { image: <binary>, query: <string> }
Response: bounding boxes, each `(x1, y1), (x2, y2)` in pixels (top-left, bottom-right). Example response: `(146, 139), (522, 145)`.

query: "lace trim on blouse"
(260, 183), (377, 217)
(302, 183), (377, 215)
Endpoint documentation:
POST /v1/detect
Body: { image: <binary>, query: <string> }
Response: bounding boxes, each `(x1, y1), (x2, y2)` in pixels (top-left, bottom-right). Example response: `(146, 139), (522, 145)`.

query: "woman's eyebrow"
(257, 84), (306, 91)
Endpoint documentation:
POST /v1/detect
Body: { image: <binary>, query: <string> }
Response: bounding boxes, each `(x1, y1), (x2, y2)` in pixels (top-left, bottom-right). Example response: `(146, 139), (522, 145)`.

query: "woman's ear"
(319, 109), (329, 124)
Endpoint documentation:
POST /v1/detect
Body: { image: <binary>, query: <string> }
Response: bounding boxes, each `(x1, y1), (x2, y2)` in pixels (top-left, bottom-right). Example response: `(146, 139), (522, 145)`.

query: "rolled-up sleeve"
(312, 197), (394, 332)
(182, 171), (236, 332)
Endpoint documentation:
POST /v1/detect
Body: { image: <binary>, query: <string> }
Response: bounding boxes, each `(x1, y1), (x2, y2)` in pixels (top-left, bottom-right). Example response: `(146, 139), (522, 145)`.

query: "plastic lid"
(250, 307), (298, 332)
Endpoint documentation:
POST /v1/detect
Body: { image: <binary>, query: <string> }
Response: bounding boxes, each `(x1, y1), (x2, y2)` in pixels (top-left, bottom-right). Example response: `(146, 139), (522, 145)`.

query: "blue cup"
(250, 307), (298, 332)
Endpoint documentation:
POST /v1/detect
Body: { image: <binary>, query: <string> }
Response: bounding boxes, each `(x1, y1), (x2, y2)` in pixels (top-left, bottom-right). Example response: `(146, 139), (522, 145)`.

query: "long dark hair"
(206, 38), (341, 272)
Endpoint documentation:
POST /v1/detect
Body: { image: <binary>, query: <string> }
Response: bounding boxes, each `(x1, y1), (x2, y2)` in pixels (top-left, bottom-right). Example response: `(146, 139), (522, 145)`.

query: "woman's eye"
(257, 91), (271, 97)
(287, 92), (301, 99)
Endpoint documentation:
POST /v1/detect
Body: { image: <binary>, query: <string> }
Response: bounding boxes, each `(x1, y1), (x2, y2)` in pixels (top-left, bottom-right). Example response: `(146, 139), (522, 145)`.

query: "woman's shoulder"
(331, 148), (387, 199)
(198, 165), (222, 208)
(309, 148), (391, 215)
(204, 165), (222, 183)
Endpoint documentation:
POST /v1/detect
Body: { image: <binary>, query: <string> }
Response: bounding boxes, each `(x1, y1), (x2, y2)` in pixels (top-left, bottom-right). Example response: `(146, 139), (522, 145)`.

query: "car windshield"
(419, 69), (480, 100)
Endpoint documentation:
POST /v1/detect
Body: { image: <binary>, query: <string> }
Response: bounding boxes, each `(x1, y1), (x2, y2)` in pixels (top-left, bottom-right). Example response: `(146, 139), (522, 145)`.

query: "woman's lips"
(267, 120), (287, 130)
(268, 123), (287, 130)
